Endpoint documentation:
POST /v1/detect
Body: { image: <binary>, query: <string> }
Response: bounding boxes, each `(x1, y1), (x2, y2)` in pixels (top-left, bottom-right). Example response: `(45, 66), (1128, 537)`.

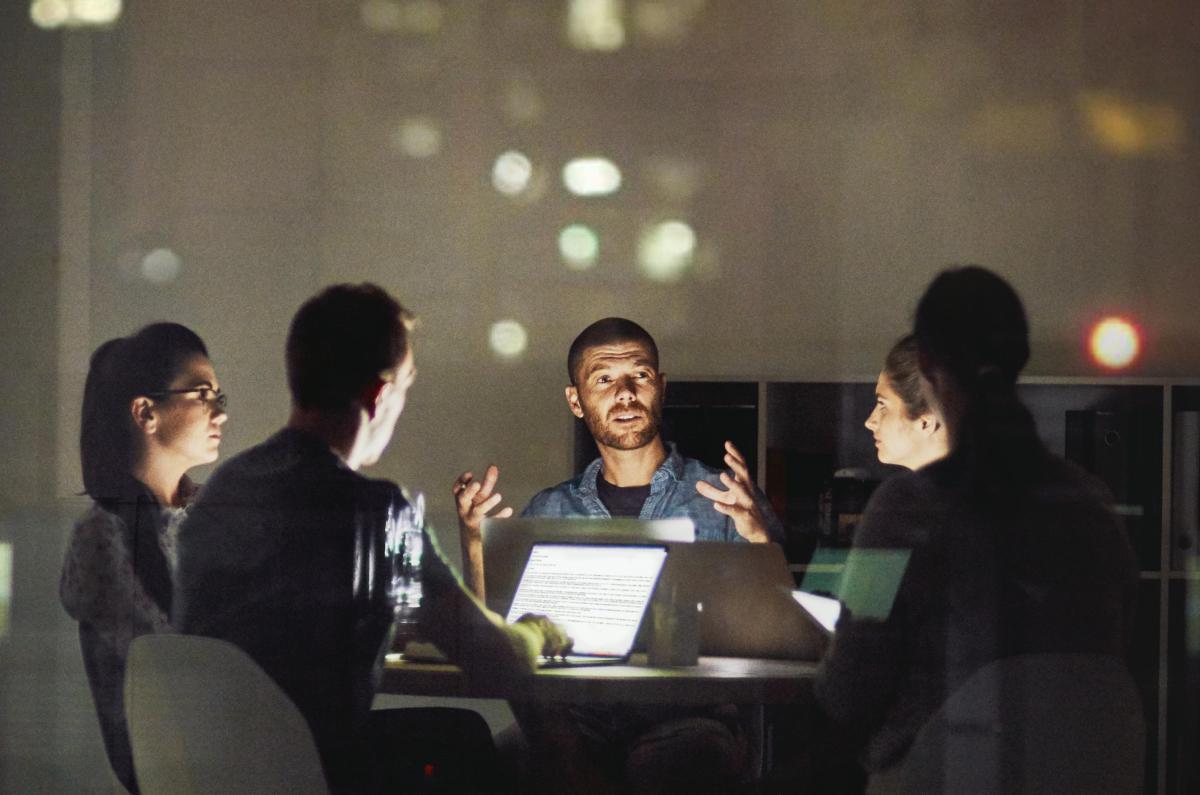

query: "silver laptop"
(505, 542), (669, 667)
(481, 517), (694, 614)
(655, 542), (829, 660)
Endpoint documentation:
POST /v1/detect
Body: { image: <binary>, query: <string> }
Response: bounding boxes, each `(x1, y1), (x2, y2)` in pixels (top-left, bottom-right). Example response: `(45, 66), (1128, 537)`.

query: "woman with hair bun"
(813, 267), (1138, 793)
(60, 322), (226, 793)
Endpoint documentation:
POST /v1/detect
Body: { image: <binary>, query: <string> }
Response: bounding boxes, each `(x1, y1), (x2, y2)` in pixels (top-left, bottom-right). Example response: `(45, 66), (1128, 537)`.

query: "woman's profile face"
(145, 354), (227, 469)
(865, 372), (935, 470)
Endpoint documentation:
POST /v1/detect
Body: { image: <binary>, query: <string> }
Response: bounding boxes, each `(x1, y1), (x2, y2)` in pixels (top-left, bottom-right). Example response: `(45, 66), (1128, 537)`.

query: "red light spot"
(1088, 317), (1140, 370)
(423, 763), (435, 779)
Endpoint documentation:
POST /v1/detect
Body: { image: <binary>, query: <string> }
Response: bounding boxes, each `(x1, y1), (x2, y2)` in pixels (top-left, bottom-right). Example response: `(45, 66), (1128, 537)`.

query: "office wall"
(2, 2), (1199, 790)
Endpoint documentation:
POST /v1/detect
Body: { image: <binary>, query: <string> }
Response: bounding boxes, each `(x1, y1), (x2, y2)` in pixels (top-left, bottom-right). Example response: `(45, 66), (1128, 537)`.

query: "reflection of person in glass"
(815, 266), (1139, 790)
(865, 334), (948, 471)
(60, 323), (226, 794)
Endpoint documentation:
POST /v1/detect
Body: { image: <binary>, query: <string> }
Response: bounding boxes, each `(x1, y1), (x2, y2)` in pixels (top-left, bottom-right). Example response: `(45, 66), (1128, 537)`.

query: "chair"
(895, 653), (1145, 795)
(124, 634), (328, 795)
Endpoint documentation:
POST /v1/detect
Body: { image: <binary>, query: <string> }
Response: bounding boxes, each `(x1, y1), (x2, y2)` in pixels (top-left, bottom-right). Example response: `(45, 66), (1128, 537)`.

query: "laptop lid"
(482, 517), (694, 614)
(655, 542), (828, 660)
(504, 542), (668, 661)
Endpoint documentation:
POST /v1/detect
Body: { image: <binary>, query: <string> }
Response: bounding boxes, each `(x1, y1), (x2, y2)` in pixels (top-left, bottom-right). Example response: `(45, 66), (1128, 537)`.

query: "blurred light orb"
(361, 0), (403, 31)
(562, 157), (621, 197)
(492, 150), (533, 196)
(558, 224), (599, 270)
(31, 0), (121, 27)
(567, 0), (625, 51)
(391, 117), (442, 158)
(638, 220), (695, 282)
(73, 0), (121, 24)
(489, 320), (528, 359)
(501, 77), (544, 125)
(400, 0), (443, 35)
(29, 0), (70, 28)
(1089, 317), (1141, 370)
(140, 248), (182, 285)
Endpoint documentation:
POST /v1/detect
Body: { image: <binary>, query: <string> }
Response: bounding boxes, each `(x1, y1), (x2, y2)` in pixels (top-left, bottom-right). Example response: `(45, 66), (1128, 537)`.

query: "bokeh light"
(489, 320), (529, 359)
(31, 0), (121, 27)
(140, 248), (182, 284)
(492, 150), (533, 196)
(1089, 317), (1141, 370)
(638, 220), (695, 282)
(567, 0), (625, 51)
(558, 224), (600, 270)
(391, 117), (442, 159)
(562, 157), (622, 197)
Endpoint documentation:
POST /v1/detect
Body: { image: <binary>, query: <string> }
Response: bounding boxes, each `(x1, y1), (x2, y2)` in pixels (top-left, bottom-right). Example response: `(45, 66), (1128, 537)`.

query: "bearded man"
(454, 316), (783, 600)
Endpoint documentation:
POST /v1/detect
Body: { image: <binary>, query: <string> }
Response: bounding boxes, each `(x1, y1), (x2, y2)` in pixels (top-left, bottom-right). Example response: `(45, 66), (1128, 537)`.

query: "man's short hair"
(286, 283), (414, 410)
(567, 317), (658, 385)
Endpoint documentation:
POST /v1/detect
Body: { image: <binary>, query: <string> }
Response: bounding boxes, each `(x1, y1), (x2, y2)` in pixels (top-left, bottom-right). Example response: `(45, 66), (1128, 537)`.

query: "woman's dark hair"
(913, 266), (1042, 500)
(80, 323), (209, 499)
(883, 335), (929, 419)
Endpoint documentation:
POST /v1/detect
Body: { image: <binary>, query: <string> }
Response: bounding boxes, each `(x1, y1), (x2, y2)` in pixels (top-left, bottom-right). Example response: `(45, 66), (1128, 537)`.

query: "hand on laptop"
(510, 613), (574, 662)
(694, 441), (770, 543)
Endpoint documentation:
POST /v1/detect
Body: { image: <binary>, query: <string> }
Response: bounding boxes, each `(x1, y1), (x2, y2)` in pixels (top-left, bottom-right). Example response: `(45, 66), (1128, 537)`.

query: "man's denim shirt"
(522, 443), (785, 543)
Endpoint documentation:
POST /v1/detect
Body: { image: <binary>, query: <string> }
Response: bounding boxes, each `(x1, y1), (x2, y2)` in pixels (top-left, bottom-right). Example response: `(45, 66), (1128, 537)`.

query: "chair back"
(125, 634), (328, 795)
(898, 653), (1144, 794)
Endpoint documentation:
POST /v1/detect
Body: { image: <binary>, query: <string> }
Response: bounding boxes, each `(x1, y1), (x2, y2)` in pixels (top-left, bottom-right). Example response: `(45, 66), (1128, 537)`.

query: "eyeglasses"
(148, 386), (228, 412)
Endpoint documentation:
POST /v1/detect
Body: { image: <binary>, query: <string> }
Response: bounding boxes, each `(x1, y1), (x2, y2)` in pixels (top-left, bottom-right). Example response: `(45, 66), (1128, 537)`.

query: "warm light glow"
(489, 320), (528, 359)
(492, 150), (533, 196)
(391, 117), (442, 158)
(1078, 92), (1184, 157)
(567, 0), (625, 51)
(1089, 317), (1141, 370)
(562, 157), (622, 197)
(638, 220), (695, 282)
(140, 248), (182, 284)
(558, 224), (599, 270)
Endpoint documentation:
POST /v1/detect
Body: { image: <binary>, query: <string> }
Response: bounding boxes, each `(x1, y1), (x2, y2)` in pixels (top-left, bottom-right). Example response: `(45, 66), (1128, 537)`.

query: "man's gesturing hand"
(453, 464), (513, 539)
(694, 441), (769, 543)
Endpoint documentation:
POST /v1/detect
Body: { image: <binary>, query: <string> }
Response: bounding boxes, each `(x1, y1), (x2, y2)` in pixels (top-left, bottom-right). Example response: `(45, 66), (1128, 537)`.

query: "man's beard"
(581, 395), (663, 451)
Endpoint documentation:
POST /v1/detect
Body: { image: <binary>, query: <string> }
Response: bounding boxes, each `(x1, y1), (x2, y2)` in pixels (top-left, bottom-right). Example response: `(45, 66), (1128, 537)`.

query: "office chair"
(896, 653), (1145, 795)
(125, 634), (329, 795)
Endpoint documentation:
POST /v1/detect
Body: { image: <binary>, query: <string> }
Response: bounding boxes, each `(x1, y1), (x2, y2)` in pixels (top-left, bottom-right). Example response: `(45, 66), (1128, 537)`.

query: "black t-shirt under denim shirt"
(596, 475), (652, 517)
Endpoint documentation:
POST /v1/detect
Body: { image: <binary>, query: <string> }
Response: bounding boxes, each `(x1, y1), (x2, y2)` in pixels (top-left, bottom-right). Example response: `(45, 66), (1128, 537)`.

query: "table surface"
(381, 652), (818, 705)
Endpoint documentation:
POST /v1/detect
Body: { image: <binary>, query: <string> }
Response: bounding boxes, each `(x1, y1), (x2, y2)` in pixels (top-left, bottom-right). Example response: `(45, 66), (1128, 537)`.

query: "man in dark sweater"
(175, 283), (567, 793)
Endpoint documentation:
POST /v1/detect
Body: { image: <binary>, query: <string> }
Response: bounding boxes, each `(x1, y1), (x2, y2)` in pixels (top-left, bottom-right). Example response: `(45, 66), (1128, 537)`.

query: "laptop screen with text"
(504, 543), (668, 658)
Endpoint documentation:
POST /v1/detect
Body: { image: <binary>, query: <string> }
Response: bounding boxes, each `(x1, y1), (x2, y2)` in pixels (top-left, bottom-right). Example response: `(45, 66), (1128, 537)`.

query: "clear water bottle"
(389, 491), (425, 620)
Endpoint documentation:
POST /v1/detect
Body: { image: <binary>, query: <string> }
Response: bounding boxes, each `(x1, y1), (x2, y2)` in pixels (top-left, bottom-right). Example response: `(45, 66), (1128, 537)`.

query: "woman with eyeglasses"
(60, 322), (227, 794)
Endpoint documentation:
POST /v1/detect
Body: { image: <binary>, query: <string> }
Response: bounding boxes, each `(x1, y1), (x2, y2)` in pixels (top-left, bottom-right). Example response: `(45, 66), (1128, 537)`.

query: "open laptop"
(481, 517), (694, 615)
(651, 542), (830, 661)
(505, 542), (669, 667)
(790, 546), (913, 637)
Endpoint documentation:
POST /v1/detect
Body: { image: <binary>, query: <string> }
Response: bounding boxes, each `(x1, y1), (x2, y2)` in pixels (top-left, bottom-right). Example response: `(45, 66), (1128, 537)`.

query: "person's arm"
(453, 465), (513, 601)
(60, 508), (172, 640)
(419, 525), (570, 686)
